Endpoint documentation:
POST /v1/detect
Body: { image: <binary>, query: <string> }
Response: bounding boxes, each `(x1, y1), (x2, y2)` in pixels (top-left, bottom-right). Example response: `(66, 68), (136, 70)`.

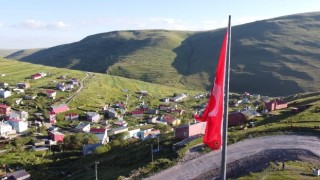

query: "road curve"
(65, 72), (89, 104)
(147, 134), (320, 180)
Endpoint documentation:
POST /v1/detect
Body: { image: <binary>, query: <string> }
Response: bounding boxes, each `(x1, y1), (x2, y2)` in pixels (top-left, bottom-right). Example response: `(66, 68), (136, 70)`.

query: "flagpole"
(220, 15), (231, 180)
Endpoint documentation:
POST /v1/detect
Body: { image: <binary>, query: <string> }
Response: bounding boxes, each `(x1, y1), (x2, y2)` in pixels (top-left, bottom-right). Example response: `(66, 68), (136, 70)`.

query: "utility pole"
(151, 144), (153, 162)
(95, 161), (99, 180)
(157, 138), (159, 151)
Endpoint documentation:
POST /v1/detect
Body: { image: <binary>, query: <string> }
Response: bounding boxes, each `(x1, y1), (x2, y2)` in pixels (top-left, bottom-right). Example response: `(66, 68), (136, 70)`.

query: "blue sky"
(0, 0), (319, 49)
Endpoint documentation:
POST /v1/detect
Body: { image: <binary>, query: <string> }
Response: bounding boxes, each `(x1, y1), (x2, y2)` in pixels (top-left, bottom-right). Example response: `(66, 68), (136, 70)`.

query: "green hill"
(0, 57), (196, 109)
(11, 12), (320, 96)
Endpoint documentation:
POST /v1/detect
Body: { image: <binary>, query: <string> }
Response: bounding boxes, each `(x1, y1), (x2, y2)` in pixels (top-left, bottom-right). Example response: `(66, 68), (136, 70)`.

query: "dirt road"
(147, 134), (320, 180)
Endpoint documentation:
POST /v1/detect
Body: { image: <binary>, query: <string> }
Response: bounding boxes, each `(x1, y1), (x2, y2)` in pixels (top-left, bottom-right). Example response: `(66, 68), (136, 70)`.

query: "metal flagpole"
(220, 15), (232, 180)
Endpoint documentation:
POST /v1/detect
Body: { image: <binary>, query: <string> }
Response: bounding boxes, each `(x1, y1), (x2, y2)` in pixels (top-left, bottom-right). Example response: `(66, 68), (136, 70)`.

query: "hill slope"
(0, 49), (20, 57)
(13, 12), (320, 96)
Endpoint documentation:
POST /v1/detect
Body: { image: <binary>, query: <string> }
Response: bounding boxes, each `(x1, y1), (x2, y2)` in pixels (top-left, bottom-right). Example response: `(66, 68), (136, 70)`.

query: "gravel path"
(147, 134), (320, 180)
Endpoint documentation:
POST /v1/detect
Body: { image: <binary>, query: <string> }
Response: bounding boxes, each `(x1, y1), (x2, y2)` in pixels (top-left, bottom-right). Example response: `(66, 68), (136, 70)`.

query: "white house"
(0, 82), (8, 88)
(110, 126), (128, 135)
(87, 112), (100, 123)
(7, 111), (29, 121)
(139, 128), (161, 140)
(127, 129), (140, 139)
(107, 108), (118, 118)
(90, 128), (109, 144)
(0, 89), (11, 98)
(7, 119), (28, 133)
(0, 121), (16, 136)
(45, 90), (57, 99)
(75, 122), (91, 133)
(170, 93), (187, 102)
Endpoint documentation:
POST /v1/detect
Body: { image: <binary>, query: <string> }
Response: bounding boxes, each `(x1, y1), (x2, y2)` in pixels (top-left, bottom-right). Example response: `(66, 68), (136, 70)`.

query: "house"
(107, 108), (118, 118)
(147, 116), (168, 125)
(110, 126), (128, 135)
(127, 128), (140, 139)
(56, 82), (66, 91)
(139, 128), (160, 140)
(39, 72), (47, 77)
(0, 121), (16, 136)
(159, 105), (170, 111)
(113, 120), (128, 127)
(265, 98), (288, 112)
(59, 75), (67, 80)
(14, 98), (23, 105)
(24, 95), (37, 100)
(31, 73), (42, 79)
(67, 79), (79, 86)
(241, 109), (261, 119)
(75, 122), (91, 132)
(171, 109), (184, 116)
(161, 98), (170, 103)
(48, 131), (64, 142)
(161, 115), (181, 126)
(175, 121), (206, 140)
(0, 89), (11, 98)
(170, 93), (187, 102)
(90, 128), (109, 144)
(45, 90), (56, 99)
(228, 112), (247, 126)
(12, 89), (25, 94)
(131, 110), (144, 118)
(0, 104), (11, 116)
(49, 104), (69, 114)
(83, 143), (102, 156)
(0, 82), (9, 88)
(146, 109), (159, 115)
(65, 113), (79, 120)
(49, 112), (56, 124)
(87, 112), (100, 123)
(65, 84), (74, 91)
(5, 169), (31, 180)
(112, 102), (125, 109)
(16, 82), (30, 89)
(7, 111), (28, 121)
(7, 119), (28, 133)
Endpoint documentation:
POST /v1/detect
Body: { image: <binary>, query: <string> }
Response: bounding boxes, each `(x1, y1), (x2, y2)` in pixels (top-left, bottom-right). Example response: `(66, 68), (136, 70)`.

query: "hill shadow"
(171, 20), (307, 96)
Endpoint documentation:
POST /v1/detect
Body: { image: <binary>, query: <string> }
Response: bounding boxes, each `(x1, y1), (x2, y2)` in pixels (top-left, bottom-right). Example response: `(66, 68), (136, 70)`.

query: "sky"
(0, 0), (319, 49)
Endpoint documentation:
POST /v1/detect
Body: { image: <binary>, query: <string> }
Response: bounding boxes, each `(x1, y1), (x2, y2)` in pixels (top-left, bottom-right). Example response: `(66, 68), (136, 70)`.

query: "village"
(0, 71), (300, 179)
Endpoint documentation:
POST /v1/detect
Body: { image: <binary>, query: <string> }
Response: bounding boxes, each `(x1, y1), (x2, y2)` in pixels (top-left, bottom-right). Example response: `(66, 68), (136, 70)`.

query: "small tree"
(155, 124), (172, 133)
(94, 144), (111, 154)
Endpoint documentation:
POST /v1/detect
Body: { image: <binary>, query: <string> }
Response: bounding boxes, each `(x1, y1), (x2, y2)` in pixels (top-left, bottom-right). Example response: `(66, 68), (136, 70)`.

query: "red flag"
(194, 31), (228, 150)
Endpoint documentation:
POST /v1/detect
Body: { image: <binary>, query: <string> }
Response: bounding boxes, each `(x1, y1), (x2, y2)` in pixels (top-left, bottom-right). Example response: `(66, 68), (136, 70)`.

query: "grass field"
(239, 161), (320, 180)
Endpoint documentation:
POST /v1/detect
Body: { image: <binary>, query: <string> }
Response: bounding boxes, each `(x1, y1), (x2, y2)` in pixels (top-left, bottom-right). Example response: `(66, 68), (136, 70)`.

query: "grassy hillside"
(13, 12), (320, 96)
(0, 57), (197, 110)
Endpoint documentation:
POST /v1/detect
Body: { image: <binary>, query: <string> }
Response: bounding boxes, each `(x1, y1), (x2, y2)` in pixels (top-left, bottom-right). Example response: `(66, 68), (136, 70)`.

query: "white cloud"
(79, 17), (190, 31)
(0, 22), (3, 27)
(16, 19), (71, 30)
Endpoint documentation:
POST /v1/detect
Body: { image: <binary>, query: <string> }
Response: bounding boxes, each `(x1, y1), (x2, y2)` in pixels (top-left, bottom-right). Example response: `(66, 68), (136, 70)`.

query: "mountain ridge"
(6, 11), (320, 96)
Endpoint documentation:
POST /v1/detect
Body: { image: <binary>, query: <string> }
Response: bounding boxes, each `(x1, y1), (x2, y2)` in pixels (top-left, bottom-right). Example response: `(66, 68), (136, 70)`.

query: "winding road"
(65, 72), (90, 104)
(147, 134), (320, 180)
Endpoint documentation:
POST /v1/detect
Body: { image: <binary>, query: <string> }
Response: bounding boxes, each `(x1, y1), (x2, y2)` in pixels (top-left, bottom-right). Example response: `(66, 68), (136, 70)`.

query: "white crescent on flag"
(208, 82), (222, 117)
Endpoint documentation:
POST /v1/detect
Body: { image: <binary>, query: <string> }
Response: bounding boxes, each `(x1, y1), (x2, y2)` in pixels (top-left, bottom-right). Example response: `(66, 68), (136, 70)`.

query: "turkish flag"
(194, 31), (228, 150)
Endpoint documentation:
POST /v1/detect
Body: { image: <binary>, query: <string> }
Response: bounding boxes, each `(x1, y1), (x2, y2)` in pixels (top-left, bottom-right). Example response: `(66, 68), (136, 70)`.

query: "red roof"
(46, 90), (56, 94)
(163, 115), (176, 123)
(131, 110), (144, 115)
(90, 128), (106, 133)
(0, 104), (9, 108)
(50, 104), (69, 114)
(32, 73), (42, 78)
